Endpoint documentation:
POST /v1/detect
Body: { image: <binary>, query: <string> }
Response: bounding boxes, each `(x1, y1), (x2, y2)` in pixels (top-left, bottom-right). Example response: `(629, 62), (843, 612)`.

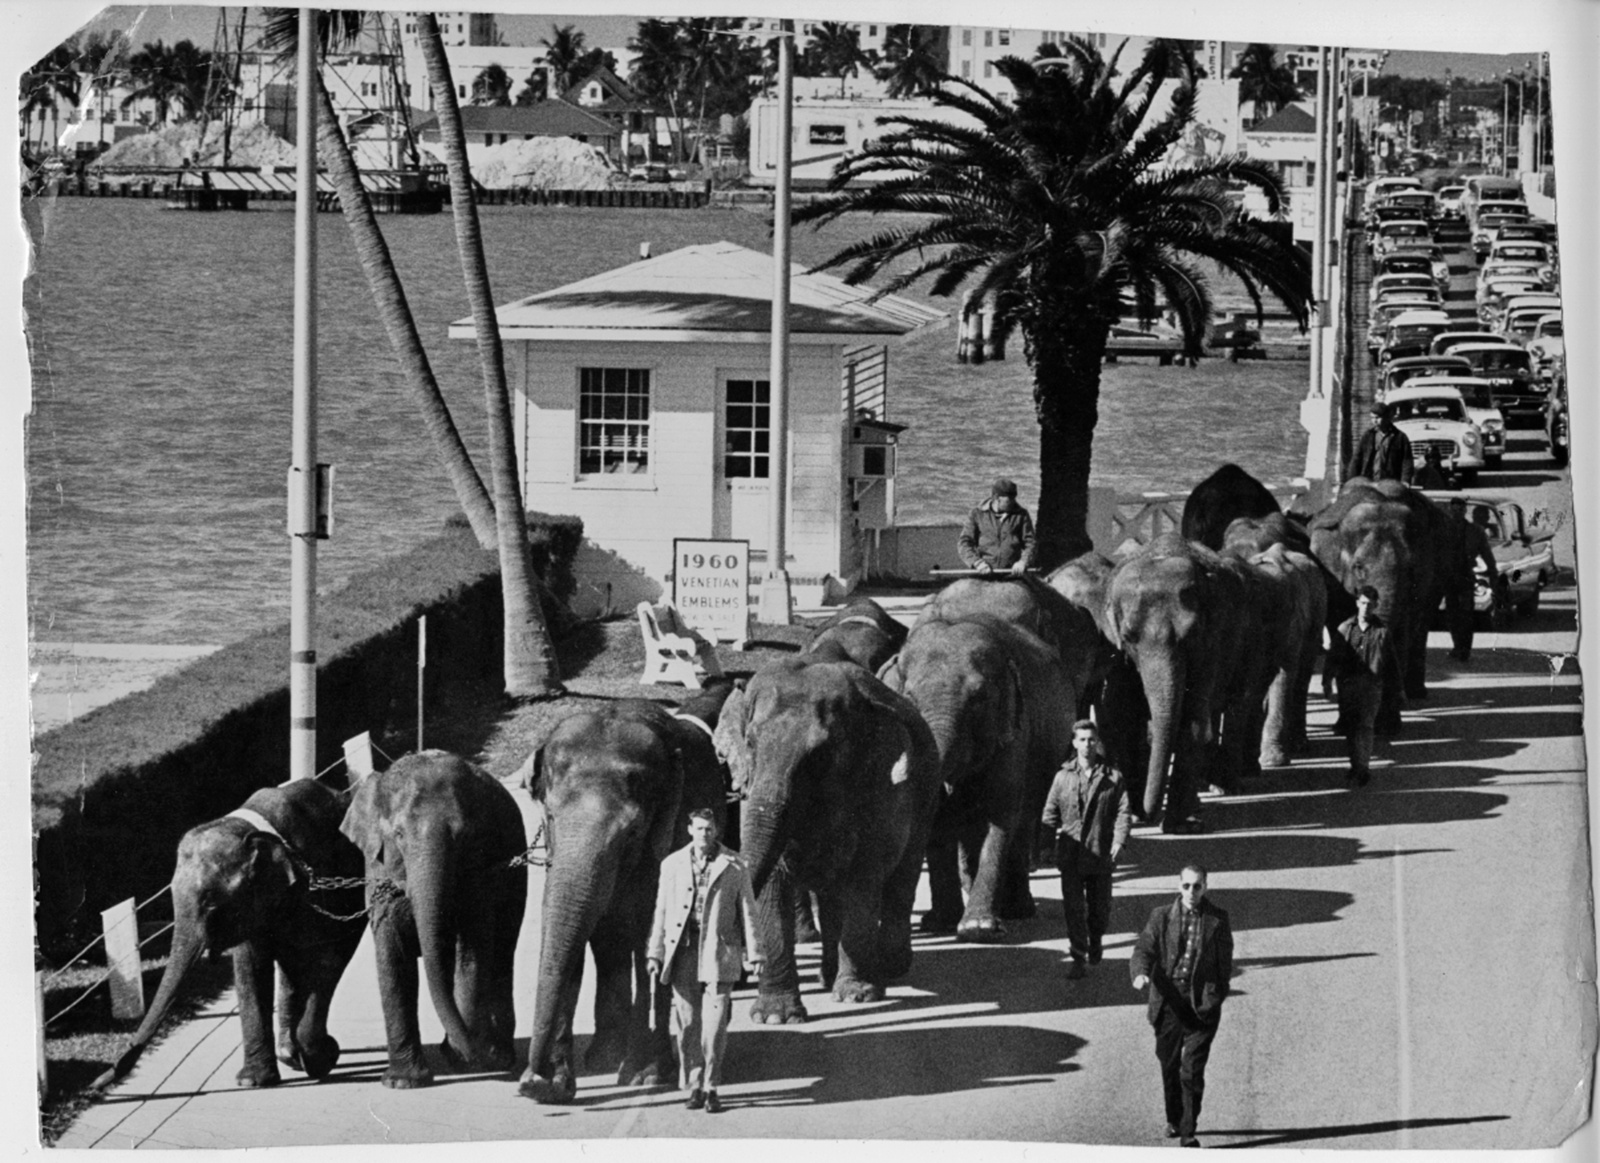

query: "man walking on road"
(1327, 584), (1400, 786)
(1042, 720), (1130, 980)
(957, 477), (1036, 573)
(648, 810), (764, 1113)
(1345, 401), (1415, 484)
(1131, 865), (1234, 1148)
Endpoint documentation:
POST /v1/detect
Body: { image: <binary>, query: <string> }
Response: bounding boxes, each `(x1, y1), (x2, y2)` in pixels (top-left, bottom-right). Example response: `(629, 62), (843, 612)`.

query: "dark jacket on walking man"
(1327, 585), (1400, 784)
(958, 477), (1036, 572)
(1345, 401), (1415, 484)
(1042, 720), (1130, 975)
(1130, 865), (1234, 1147)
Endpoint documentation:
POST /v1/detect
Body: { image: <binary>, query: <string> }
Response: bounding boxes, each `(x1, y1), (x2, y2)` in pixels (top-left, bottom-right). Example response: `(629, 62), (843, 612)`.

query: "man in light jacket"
(1042, 719), (1131, 979)
(648, 810), (763, 1113)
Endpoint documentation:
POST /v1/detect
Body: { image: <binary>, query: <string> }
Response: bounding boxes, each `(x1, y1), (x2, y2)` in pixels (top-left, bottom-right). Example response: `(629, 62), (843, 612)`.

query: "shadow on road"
(1208, 1113), (1510, 1148)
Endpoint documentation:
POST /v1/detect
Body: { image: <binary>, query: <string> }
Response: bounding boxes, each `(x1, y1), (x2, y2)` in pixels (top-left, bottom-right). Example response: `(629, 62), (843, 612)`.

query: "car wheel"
(1457, 469), (1479, 486)
(1550, 443), (1569, 467)
(1486, 455), (1503, 469)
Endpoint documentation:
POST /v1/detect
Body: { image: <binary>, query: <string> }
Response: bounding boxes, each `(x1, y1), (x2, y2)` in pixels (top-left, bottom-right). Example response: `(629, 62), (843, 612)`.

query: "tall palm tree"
(540, 24), (587, 96)
(514, 71), (548, 106)
(471, 63), (514, 106)
(628, 18), (688, 162)
(878, 25), (945, 98)
(120, 39), (212, 126)
(803, 22), (876, 96)
(262, 8), (497, 549)
(793, 41), (1311, 565)
(76, 30), (130, 148)
(1228, 43), (1303, 121)
(417, 13), (562, 697)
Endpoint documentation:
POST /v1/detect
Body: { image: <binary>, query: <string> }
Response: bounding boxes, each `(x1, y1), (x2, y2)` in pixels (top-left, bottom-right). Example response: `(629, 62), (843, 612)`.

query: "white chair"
(637, 600), (724, 688)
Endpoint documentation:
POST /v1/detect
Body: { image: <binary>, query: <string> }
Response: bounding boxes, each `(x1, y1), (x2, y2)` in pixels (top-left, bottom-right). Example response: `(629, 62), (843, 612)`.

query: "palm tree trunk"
(418, 14), (563, 698)
(312, 71), (498, 549)
(1030, 321), (1111, 569)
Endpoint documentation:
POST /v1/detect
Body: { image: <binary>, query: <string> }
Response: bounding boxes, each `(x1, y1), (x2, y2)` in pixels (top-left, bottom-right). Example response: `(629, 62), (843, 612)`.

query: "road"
(58, 224), (1594, 1153)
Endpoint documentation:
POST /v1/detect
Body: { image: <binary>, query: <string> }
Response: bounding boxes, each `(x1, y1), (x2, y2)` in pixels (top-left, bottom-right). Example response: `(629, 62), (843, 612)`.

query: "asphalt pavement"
(56, 227), (1595, 1154)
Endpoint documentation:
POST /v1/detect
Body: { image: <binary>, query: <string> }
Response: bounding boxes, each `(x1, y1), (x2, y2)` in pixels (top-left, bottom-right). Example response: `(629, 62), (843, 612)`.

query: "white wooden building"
(449, 241), (944, 613)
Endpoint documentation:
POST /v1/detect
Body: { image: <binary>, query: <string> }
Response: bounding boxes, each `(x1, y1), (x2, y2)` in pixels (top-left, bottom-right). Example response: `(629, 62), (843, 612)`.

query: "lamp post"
(758, 21), (794, 625)
(1500, 75), (1510, 175)
(1535, 52), (1544, 172)
(289, 6), (319, 778)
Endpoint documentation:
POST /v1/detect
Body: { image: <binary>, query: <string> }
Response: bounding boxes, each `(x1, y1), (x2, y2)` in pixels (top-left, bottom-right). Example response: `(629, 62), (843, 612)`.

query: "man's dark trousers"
(1058, 862), (1113, 962)
(1154, 1000), (1219, 1139)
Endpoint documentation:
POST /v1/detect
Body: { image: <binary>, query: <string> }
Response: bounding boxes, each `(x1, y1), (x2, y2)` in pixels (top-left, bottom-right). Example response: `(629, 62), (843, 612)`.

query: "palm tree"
(261, 9), (497, 550)
(76, 30), (131, 148)
(878, 25), (945, 98)
(119, 39), (213, 127)
(803, 22), (876, 96)
(628, 18), (688, 162)
(1228, 43), (1303, 121)
(793, 41), (1311, 565)
(416, 13), (562, 697)
(472, 63), (513, 106)
(540, 24), (587, 96)
(514, 71), (547, 106)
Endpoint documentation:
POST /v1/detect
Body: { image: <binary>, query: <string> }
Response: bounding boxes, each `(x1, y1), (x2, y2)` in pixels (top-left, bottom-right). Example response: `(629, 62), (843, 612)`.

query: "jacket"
(958, 498), (1036, 570)
(1130, 897), (1234, 1027)
(648, 844), (763, 984)
(1041, 757), (1131, 874)
(1346, 424), (1415, 485)
(1329, 614), (1398, 686)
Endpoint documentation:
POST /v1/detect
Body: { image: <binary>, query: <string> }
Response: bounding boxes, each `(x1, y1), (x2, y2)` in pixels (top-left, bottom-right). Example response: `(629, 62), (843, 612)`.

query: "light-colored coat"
(648, 845), (763, 984)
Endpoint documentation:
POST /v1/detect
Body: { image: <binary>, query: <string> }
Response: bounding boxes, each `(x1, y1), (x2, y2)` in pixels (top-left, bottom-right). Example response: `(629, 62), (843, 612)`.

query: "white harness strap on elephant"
(836, 614), (885, 629)
(671, 712), (715, 741)
(227, 807), (287, 845)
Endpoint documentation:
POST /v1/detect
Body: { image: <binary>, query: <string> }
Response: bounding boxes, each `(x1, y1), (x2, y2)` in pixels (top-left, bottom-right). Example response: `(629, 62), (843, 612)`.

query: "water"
(25, 198), (1308, 646)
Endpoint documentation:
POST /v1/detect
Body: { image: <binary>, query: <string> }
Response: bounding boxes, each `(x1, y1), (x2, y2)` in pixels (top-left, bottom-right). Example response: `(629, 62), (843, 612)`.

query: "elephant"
(1308, 479), (1477, 732)
(516, 693), (733, 1105)
(715, 656), (940, 1022)
(341, 750), (528, 1088)
(1182, 463), (1283, 550)
(1105, 533), (1275, 827)
(94, 778), (366, 1091)
(881, 614), (1077, 942)
(804, 595), (908, 673)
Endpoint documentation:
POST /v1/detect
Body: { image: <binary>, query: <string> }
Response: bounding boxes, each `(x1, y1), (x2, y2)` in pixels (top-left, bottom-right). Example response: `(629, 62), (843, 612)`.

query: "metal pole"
(289, 7), (318, 778)
(1307, 47), (1329, 401)
(1501, 78), (1509, 175)
(1535, 54), (1544, 172)
(758, 24), (794, 625)
(416, 615), (427, 752)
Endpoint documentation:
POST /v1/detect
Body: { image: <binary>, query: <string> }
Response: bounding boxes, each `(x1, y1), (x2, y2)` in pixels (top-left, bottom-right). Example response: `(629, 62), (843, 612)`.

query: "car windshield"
(1452, 381), (1495, 407)
(1386, 224), (1430, 238)
(1394, 398), (1465, 422)
(1477, 216), (1521, 232)
(1381, 260), (1430, 275)
(1464, 349), (1531, 372)
(1496, 245), (1546, 260)
(1390, 324), (1447, 344)
(1538, 320), (1564, 338)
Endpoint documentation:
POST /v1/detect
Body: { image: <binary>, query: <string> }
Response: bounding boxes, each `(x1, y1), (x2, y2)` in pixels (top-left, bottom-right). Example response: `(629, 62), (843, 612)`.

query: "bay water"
(24, 198), (1308, 648)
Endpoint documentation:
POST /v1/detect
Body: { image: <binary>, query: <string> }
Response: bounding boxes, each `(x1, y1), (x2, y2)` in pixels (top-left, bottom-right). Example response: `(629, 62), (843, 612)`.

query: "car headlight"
(1485, 418), (1504, 432)
(1462, 430), (1480, 448)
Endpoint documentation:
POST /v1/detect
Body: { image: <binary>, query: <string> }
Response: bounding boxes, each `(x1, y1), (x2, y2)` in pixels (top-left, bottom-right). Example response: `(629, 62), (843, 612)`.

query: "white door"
(713, 372), (771, 550)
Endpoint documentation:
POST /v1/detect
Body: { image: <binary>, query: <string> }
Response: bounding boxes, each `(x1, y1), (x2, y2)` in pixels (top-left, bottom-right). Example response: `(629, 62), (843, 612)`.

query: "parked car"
(1477, 260), (1549, 295)
(1486, 291), (1561, 334)
(1369, 271), (1439, 307)
(1490, 219), (1558, 248)
(1378, 310), (1453, 366)
(1544, 359), (1569, 466)
(1368, 296), (1444, 361)
(1476, 278), (1546, 325)
(1384, 384), (1486, 484)
(1423, 493), (1556, 623)
(1368, 175), (1424, 203)
(1436, 185), (1467, 220)
(1525, 314), (1565, 381)
(629, 162), (686, 183)
(1381, 355), (1474, 395)
(1500, 305), (1557, 347)
(1387, 375), (1507, 466)
(1485, 240), (1556, 288)
(1451, 342), (1545, 422)
(1378, 190), (1437, 221)
(1472, 211), (1530, 261)
(1430, 330), (1503, 357)
(1373, 219), (1434, 260)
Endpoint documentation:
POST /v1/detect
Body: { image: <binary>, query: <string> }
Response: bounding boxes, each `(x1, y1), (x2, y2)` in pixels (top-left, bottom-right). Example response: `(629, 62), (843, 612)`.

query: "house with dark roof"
(1244, 102), (1319, 186)
(564, 65), (664, 166)
(413, 101), (620, 166)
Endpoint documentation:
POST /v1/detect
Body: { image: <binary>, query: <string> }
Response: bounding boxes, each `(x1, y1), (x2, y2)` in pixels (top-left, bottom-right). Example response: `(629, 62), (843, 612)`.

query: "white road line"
(1394, 834), (1412, 1148)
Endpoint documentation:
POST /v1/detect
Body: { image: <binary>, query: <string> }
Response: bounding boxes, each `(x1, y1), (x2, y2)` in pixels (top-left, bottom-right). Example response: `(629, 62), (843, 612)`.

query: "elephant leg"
(274, 964), (303, 1072)
(879, 846), (925, 982)
(1163, 723), (1208, 829)
(585, 911), (635, 1073)
(817, 890), (841, 991)
(372, 905), (432, 1089)
(956, 819), (1010, 942)
(921, 810), (964, 933)
(831, 880), (886, 1003)
(794, 889), (822, 945)
(749, 866), (807, 1024)
(279, 943), (349, 1080)
(1259, 670), (1292, 768)
(1402, 619), (1428, 701)
(231, 939), (281, 1088)
(490, 873), (525, 1068)
(997, 818), (1038, 921)
(520, 971), (581, 1102)
(610, 878), (669, 1087)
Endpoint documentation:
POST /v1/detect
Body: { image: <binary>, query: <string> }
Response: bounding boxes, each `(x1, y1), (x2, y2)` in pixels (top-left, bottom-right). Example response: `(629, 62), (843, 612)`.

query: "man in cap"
(1345, 401), (1415, 484)
(957, 477), (1036, 574)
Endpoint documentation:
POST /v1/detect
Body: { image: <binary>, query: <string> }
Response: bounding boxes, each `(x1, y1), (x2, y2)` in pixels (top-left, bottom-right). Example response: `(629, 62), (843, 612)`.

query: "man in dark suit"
(1130, 864), (1234, 1148)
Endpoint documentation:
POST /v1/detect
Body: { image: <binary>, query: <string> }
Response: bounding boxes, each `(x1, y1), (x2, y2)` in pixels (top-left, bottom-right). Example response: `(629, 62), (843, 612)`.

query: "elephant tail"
(409, 824), (483, 1068)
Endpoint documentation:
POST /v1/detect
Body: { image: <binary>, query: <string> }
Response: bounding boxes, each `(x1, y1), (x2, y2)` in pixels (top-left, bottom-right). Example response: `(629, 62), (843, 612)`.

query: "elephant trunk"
(408, 828), (480, 1065)
(741, 801), (790, 900)
(93, 904), (208, 1088)
(1141, 654), (1185, 821)
(525, 832), (621, 1079)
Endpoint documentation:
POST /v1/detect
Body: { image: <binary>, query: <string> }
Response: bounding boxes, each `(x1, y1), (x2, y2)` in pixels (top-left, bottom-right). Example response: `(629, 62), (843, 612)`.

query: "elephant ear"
(339, 773), (402, 875)
(513, 747), (544, 801)
(712, 685), (751, 794)
(874, 651), (902, 687)
(247, 831), (299, 890)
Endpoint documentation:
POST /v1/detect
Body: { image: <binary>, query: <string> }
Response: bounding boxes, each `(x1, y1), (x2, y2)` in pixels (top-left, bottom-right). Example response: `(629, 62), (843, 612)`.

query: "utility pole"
(758, 21), (794, 625)
(288, 6), (319, 778)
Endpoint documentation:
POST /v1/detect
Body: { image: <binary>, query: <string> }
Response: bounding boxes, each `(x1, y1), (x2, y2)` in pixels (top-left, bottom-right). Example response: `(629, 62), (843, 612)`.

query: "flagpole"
(758, 21), (794, 625)
(289, 6), (319, 778)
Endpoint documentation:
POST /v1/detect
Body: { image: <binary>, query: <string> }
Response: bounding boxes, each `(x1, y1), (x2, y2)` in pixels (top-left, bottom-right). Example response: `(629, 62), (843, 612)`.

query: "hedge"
(33, 512), (582, 958)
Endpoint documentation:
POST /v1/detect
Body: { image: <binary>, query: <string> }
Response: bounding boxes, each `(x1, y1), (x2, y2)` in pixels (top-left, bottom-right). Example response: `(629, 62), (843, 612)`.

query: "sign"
(673, 539), (750, 642)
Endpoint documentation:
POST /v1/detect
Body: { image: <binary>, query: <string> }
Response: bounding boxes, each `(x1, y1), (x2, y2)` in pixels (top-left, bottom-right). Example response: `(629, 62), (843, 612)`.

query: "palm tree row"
(794, 38), (1311, 566)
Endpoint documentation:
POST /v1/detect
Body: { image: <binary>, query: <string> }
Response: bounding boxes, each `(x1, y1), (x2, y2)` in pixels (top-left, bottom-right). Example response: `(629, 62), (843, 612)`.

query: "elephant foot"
(919, 909), (960, 934)
(879, 943), (914, 981)
(235, 1062), (282, 1089)
(956, 916), (1007, 943)
(283, 1034), (341, 1079)
(382, 1065), (434, 1090)
(997, 895), (1037, 921)
(583, 1032), (627, 1074)
(750, 992), (809, 1024)
(833, 977), (885, 1004)
(518, 1067), (576, 1104)
(616, 1052), (673, 1088)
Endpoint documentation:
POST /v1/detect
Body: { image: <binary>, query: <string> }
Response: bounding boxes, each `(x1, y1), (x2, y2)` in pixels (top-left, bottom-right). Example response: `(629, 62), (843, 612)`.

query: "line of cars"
(1363, 173), (1564, 625)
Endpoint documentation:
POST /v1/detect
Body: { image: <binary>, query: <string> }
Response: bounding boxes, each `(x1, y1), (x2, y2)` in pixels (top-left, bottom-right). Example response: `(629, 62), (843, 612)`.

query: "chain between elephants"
(295, 822), (550, 922)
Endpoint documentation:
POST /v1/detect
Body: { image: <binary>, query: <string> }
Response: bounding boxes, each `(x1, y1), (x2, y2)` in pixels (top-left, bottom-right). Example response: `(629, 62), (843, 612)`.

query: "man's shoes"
(703, 1091), (723, 1114)
(1180, 1136), (1201, 1148)
(686, 1088), (705, 1111)
(1064, 959), (1087, 980)
(1166, 1124), (1181, 1139)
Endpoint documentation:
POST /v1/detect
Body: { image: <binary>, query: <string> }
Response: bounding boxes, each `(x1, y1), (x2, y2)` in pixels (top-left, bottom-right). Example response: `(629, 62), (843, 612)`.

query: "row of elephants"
(95, 466), (1493, 1105)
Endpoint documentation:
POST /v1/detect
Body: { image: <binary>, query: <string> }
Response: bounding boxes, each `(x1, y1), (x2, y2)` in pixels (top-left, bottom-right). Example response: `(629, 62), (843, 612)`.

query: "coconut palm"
(514, 71), (548, 106)
(472, 63), (514, 106)
(417, 13), (562, 697)
(793, 41), (1311, 565)
(878, 25), (945, 98)
(120, 39), (212, 126)
(803, 22), (876, 96)
(540, 24), (587, 96)
(1228, 43), (1303, 121)
(262, 9), (496, 549)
